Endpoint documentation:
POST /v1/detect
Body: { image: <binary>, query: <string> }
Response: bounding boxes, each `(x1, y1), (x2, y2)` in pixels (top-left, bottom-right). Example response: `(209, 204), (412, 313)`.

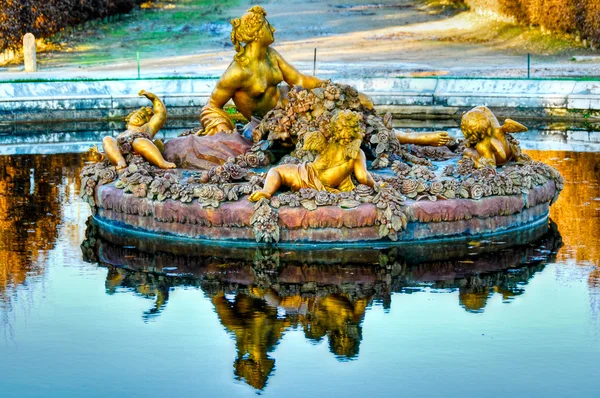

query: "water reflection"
(526, 150), (600, 267)
(0, 148), (598, 393)
(82, 219), (561, 389)
(0, 153), (89, 305)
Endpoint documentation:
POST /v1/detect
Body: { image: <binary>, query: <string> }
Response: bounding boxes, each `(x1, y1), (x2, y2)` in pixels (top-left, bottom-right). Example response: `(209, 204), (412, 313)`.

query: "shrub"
(463, 0), (600, 43)
(0, 0), (143, 52)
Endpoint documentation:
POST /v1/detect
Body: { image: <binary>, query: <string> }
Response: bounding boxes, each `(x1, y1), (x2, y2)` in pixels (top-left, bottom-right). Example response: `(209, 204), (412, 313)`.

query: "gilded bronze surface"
(199, 5), (450, 147)
(249, 110), (374, 201)
(461, 105), (529, 167)
(102, 90), (175, 170)
(200, 6), (323, 136)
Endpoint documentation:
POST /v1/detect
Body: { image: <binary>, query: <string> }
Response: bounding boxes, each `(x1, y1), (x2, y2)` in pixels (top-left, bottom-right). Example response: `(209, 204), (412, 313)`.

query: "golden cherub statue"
(200, 5), (451, 147)
(102, 90), (176, 170)
(460, 106), (528, 167)
(249, 110), (375, 201)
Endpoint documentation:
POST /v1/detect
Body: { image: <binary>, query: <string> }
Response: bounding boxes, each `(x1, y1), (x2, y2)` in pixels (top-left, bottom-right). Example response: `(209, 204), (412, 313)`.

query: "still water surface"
(0, 144), (599, 396)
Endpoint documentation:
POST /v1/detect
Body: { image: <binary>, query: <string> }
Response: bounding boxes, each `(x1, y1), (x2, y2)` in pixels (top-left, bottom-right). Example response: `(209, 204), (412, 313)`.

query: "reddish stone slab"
(163, 132), (253, 170)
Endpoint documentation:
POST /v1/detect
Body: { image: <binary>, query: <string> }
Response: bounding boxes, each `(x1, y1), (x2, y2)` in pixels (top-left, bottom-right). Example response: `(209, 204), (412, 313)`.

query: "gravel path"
(1, 0), (599, 80)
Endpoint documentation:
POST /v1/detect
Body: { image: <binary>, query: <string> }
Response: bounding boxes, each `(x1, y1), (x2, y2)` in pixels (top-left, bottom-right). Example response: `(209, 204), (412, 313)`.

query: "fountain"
(80, 6), (563, 246)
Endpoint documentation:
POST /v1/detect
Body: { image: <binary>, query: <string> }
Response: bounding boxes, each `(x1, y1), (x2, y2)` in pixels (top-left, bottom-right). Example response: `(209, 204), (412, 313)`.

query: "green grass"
(37, 0), (239, 68)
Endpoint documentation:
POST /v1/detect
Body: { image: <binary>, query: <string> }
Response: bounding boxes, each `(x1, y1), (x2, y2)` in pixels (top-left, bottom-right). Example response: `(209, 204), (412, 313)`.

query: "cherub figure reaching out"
(102, 90), (176, 170)
(249, 110), (375, 202)
(461, 106), (529, 168)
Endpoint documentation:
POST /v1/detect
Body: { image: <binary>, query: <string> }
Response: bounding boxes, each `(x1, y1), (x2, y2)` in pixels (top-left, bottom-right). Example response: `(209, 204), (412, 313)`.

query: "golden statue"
(102, 90), (176, 170)
(461, 105), (528, 167)
(200, 5), (323, 136)
(200, 5), (451, 147)
(249, 110), (374, 201)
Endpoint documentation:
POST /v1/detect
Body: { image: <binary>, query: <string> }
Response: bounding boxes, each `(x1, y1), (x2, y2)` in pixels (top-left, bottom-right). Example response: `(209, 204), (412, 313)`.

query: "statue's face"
(128, 112), (147, 127)
(259, 20), (275, 45)
(337, 130), (355, 146)
(334, 123), (361, 146)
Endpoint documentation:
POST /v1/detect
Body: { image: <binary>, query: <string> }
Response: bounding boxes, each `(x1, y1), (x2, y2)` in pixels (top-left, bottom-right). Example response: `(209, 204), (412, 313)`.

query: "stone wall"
(2, 77), (600, 123)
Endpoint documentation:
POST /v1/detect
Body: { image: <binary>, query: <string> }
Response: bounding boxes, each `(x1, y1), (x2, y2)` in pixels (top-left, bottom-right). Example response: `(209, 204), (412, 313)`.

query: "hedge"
(0, 0), (144, 52)
(463, 0), (600, 44)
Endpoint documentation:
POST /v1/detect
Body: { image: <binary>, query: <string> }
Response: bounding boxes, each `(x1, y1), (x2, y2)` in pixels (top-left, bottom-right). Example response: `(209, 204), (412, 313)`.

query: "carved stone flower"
(98, 168), (117, 185)
(470, 184), (484, 200)
(194, 185), (213, 200)
(270, 196), (281, 208)
(287, 194), (301, 207)
(224, 163), (247, 180)
(456, 158), (475, 176)
(355, 184), (374, 198)
(443, 165), (455, 176)
(483, 184), (492, 197)
(429, 180), (444, 195)
(278, 193), (291, 205)
(315, 191), (330, 206)
(246, 152), (260, 168)
(392, 161), (411, 177)
(409, 165), (435, 181)
(401, 178), (418, 198)
(300, 188), (317, 200)
(132, 183), (148, 198)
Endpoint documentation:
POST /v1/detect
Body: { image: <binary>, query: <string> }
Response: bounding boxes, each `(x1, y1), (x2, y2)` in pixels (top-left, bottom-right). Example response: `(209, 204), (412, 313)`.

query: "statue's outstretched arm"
(353, 150), (375, 187)
(200, 70), (240, 135)
(272, 48), (323, 89)
(139, 90), (167, 137)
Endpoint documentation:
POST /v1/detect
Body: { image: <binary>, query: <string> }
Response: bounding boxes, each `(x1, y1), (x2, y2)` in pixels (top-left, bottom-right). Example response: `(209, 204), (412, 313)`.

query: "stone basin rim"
(91, 211), (550, 250)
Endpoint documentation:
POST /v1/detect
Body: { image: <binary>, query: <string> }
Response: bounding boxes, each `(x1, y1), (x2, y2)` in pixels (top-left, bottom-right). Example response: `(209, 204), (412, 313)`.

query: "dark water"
(1, 118), (599, 155)
(1, 146), (599, 397)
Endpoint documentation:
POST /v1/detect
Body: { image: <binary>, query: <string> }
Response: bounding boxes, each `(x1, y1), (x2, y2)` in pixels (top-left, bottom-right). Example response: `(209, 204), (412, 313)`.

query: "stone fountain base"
(91, 178), (556, 247)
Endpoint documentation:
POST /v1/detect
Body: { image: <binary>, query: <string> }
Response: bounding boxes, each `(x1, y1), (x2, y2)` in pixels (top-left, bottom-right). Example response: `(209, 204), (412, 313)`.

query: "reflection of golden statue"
(212, 292), (288, 390)
(249, 110), (375, 201)
(102, 90), (176, 170)
(200, 5), (451, 147)
(303, 295), (368, 359)
(211, 288), (369, 389)
(461, 106), (528, 167)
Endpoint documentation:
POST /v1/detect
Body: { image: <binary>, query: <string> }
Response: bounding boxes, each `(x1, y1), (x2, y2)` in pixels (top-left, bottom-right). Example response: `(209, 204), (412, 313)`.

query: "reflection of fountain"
(82, 219), (562, 390)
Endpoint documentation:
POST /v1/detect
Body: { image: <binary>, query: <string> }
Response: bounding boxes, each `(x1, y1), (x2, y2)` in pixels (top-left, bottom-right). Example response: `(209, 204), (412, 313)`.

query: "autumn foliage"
(463, 0), (600, 43)
(0, 0), (143, 52)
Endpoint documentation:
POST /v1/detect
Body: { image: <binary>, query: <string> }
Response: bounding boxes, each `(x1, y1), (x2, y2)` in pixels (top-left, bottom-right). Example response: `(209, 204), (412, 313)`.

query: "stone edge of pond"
(1, 77), (600, 123)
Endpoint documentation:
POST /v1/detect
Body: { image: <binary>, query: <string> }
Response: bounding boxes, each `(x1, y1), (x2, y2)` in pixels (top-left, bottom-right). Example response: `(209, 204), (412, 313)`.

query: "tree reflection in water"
(0, 153), (88, 309)
(82, 219), (562, 390)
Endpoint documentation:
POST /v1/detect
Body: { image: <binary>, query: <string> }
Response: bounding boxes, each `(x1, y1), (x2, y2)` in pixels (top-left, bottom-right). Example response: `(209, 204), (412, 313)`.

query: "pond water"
(0, 126), (599, 397)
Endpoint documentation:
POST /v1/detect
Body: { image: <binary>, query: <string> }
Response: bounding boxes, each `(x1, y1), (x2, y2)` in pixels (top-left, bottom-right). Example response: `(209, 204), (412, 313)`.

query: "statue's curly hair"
(230, 6), (268, 66)
(460, 109), (491, 145)
(330, 110), (364, 141)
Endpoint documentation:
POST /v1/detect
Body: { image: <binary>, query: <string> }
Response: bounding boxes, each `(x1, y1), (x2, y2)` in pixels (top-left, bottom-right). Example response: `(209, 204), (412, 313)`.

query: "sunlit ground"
(2, 0), (597, 78)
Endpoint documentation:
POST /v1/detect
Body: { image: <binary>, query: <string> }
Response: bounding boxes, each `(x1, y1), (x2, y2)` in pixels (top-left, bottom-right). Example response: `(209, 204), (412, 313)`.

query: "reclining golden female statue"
(200, 5), (450, 147)
(102, 90), (176, 170)
(249, 110), (375, 201)
(460, 106), (529, 167)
